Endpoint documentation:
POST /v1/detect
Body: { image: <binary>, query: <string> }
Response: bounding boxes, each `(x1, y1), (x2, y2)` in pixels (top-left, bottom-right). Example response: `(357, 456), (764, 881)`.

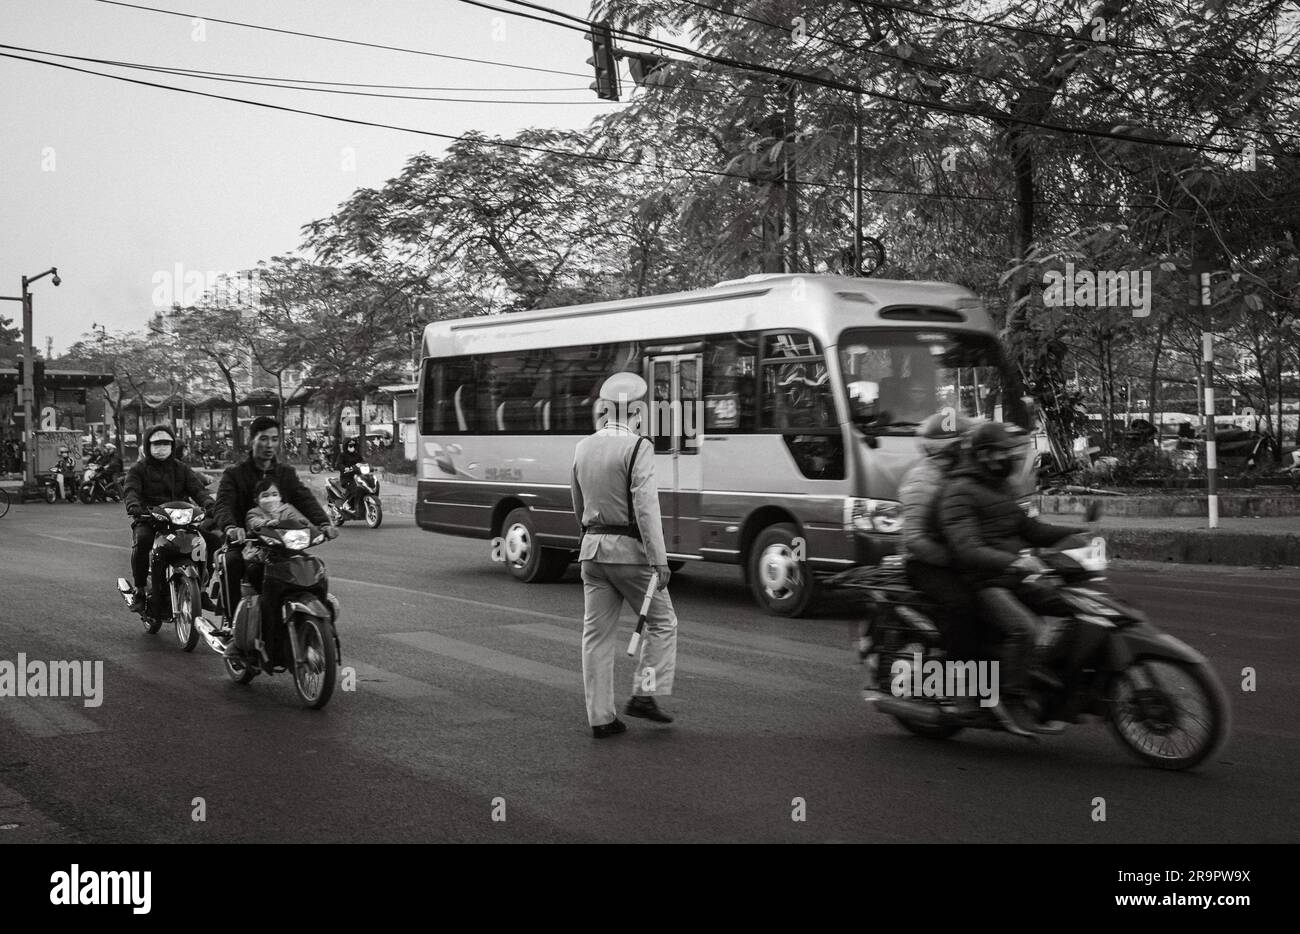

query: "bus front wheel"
(501, 507), (568, 583)
(747, 523), (817, 617)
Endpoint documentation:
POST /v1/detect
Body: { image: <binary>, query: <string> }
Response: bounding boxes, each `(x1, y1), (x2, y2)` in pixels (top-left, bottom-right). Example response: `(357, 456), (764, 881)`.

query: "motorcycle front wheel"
(309, 461), (322, 474)
(78, 484), (95, 504)
(224, 656), (257, 684)
(1107, 658), (1230, 770)
(174, 577), (202, 652)
(291, 614), (338, 709)
(44, 486), (57, 504)
(363, 495), (382, 529)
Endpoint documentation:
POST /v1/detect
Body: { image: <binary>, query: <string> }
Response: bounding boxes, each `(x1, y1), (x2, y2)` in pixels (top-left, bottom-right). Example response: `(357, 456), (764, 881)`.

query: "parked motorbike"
(38, 470), (76, 504)
(835, 504), (1231, 771)
(308, 450), (337, 474)
(196, 522), (342, 709)
(115, 501), (209, 650)
(326, 463), (382, 528)
(79, 463), (124, 504)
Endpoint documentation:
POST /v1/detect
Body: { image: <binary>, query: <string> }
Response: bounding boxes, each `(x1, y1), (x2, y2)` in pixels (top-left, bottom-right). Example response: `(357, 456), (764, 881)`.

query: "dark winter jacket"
(938, 462), (1080, 582)
(98, 452), (124, 479)
(898, 457), (951, 566)
(123, 426), (214, 517)
(214, 454), (329, 534)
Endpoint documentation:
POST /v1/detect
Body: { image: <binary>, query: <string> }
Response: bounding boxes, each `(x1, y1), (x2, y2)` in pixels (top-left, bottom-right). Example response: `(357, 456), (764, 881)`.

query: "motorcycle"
(308, 450), (337, 474)
(38, 469), (77, 504)
(326, 463), (383, 529)
(115, 501), (209, 650)
(79, 463), (124, 504)
(835, 504), (1231, 771)
(196, 522), (342, 709)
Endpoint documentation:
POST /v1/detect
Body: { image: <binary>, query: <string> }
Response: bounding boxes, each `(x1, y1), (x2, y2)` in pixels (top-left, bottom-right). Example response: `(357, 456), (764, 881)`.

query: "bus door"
(646, 353), (703, 556)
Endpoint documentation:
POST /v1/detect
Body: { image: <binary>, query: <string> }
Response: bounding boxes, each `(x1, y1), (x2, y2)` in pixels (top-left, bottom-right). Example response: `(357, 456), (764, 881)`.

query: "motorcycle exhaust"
(873, 694), (945, 727)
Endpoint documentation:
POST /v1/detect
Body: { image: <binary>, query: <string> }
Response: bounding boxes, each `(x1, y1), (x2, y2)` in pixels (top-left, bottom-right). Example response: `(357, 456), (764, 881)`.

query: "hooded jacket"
(897, 455), (953, 566)
(938, 457), (1080, 581)
(214, 453), (329, 533)
(123, 426), (214, 517)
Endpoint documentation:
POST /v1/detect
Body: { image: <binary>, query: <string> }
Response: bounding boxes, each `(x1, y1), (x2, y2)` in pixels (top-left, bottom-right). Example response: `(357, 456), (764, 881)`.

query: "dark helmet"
(966, 421), (1024, 481)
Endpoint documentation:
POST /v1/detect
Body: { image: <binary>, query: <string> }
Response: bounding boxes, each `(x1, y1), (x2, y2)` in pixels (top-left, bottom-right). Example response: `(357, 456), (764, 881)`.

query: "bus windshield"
(839, 328), (1026, 433)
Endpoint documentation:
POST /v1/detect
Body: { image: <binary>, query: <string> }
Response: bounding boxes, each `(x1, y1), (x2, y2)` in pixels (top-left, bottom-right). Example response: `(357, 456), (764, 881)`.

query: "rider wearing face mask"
(122, 425), (217, 613)
(938, 421), (1083, 734)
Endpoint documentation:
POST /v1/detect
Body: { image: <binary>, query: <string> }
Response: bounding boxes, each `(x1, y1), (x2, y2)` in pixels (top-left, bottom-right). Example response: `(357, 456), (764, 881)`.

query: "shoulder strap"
(625, 435), (647, 533)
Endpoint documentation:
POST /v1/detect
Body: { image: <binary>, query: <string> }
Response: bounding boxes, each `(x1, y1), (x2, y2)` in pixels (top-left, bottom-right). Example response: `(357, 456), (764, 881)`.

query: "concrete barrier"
(1038, 493), (1300, 518)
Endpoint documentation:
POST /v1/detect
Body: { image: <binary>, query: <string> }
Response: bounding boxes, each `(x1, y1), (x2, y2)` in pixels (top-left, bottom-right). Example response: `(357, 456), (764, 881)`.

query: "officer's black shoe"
(625, 696), (674, 723)
(592, 718), (627, 739)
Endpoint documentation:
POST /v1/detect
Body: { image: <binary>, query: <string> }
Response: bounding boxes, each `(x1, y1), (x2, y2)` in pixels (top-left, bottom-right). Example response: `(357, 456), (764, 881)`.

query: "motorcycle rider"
(53, 445), (77, 503)
(97, 442), (124, 486)
(337, 436), (365, 513)
(122, 425), (218, 614)
(889, 412), (981, 660)
(214, 416), (335, 658)
(938, 421), (1083, 734)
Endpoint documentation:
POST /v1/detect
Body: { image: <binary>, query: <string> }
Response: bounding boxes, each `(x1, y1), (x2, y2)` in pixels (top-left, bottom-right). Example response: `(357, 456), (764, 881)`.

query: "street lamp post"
(8, 268), (61, 489)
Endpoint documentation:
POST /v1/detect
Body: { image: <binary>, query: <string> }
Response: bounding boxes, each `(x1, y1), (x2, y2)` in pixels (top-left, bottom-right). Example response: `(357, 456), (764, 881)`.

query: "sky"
(0, 0), (624, 355)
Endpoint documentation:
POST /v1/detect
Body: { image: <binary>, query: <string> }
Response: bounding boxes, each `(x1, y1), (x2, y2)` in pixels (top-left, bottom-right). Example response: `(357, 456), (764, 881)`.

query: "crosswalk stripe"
(345, 661), (513, 723)
(504, 622), (829, 694)
(0, 699), (100, 737)
(383, 631), (579, 692)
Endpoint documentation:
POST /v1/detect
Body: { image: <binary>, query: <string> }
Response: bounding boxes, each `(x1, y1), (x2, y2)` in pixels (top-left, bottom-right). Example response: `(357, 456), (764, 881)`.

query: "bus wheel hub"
(760, 545), (797, 595)
(505, 525), (530, 563)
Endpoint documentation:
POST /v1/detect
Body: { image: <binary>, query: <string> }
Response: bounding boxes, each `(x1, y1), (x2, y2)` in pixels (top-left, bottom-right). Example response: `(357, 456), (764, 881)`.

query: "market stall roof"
(237, 387), (281, 406)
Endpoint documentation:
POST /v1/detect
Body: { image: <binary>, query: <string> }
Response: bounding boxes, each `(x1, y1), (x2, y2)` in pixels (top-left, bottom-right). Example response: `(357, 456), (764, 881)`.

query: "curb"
(1105, 528), (1300, 567)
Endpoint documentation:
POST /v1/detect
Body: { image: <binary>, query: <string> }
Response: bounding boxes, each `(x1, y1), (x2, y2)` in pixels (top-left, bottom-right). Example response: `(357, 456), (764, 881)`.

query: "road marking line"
(383, 631), (579, 692)
(336, 577), (852, 666)
(345, 661), (512, 723)
(505, 622), (828, 694)
(0, 699), (100, 737)
(33, 533), (128, 552)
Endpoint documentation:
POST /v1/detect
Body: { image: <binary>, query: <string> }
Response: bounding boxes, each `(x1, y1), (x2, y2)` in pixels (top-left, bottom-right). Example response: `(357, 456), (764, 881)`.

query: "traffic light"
(585, 20), (620, 101)
(625, 50), (669, 87)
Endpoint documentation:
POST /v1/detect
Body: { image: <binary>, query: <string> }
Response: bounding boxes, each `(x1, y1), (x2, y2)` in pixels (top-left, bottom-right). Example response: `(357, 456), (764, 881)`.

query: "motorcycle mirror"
(1085, 500), (1103, 523)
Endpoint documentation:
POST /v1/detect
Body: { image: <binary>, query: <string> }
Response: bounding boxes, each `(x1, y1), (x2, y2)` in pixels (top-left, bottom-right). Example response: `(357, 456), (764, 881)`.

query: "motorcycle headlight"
(1019, 497), (1040, 518)
(357, 464), (371, 474)
(165, 507), (194, 526)
(282, 529), (311, 551)
(844, 497), (903, 534)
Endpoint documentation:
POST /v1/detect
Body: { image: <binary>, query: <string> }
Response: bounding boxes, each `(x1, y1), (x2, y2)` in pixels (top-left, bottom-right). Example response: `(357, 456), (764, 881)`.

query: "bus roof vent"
(879, 305), (965, 322)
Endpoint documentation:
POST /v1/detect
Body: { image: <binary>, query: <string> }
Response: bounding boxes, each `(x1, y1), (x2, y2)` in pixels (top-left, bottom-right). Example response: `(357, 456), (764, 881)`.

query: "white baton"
(625, 571), (660, 657)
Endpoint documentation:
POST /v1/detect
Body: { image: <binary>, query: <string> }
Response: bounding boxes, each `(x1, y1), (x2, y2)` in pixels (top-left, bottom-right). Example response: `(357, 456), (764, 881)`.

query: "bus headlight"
(844, 498), (903, 534)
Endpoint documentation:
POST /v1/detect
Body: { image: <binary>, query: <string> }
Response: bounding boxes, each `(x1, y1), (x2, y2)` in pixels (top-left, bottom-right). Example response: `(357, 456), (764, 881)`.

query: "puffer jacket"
(123, 426), (214, 517)
(938, 461), (1081, 582)
(214, 454), (329, 534)
(897, 457), (950, 566)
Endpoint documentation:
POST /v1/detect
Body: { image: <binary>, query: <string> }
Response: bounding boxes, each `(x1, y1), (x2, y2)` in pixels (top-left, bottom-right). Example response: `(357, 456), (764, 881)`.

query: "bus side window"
(423, 357), (477, 434)
(703, 332), (757, 432)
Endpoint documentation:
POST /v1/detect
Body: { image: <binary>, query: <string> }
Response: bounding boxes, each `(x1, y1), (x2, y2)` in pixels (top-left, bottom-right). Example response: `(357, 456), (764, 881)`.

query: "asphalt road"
(1, 497), (1297, 843)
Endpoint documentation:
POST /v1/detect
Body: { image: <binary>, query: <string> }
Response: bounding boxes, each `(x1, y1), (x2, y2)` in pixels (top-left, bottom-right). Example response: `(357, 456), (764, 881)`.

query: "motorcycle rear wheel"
(892, 715), (965, 740)
(291, 614), (338, 710)
(1107, 659), (1230, 771)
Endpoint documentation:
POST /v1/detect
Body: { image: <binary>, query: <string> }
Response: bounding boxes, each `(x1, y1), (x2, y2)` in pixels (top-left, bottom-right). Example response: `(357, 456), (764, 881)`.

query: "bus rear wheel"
(747, 522), (817, 617)
(501, 507), (568, 583)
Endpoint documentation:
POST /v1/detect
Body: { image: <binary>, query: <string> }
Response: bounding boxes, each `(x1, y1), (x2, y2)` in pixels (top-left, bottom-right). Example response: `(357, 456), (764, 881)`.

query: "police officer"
(571, 372), (678, 739)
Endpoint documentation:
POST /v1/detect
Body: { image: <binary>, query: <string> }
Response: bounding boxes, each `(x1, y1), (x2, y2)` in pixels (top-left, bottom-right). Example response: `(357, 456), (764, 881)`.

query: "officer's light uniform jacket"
(570, 423), (668, 567)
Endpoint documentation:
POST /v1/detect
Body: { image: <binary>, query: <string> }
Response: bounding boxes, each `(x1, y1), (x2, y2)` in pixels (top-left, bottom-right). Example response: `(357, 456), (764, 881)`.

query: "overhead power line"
(2, 45), (1186, 211)
(93, 0), (591, 78)
(0, 43), (613, 104)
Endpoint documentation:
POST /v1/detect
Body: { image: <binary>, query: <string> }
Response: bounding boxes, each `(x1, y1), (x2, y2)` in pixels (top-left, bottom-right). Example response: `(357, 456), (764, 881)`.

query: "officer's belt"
(583, 524), (642, 540)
